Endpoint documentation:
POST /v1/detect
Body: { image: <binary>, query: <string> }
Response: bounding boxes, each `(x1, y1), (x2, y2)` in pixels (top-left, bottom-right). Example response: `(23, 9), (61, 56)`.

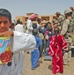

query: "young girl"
(48, 26), (68, 74)
(44, 22), (54, 55)
(31, 29), (42, 70)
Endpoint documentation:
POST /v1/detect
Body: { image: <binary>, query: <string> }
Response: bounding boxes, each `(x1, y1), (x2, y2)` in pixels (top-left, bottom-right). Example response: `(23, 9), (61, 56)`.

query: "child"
(0, 8), (36, 75)
(48, 26), (68, 74)
(38, 28), (44, 57)
(31, 29), (42, 70)
(44, 22), (54, 55)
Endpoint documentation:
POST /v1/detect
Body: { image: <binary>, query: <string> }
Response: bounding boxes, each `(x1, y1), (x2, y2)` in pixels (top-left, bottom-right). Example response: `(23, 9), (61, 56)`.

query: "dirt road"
(23, 53), (74, 75)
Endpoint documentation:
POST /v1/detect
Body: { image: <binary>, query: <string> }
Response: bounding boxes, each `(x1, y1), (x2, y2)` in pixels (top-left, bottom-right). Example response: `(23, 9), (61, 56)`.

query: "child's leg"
(31, 50), (39, 69)
(68, 50), (72, 62)
(63, 52), (68, 65)
(39, 44), (43, 57)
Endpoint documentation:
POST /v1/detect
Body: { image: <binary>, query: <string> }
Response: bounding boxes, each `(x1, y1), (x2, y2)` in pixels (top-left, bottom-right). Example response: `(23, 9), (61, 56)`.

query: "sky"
(0, 0), (74, 21)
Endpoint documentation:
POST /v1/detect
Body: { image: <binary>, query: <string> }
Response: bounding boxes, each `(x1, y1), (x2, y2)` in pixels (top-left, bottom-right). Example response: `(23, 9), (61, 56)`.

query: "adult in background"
(15, 19), (24, 32)
(37, 18), (41, 29)
(26, 13), (38, 54)
(61, 8), (73, 65)
(26, 13), (38, 34)
(69, 6), (74, 19)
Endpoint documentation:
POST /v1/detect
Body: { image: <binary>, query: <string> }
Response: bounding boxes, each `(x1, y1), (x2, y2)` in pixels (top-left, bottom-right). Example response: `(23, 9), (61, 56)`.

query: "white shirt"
(13, 31), (36, 52)
(37, 23), (40, 29)
(26, 19), (33, 34)
(15, 24), (24, 32)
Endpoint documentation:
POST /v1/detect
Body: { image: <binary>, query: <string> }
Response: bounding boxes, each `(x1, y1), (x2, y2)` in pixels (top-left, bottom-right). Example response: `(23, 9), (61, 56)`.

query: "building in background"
(15, 13), (55, 25)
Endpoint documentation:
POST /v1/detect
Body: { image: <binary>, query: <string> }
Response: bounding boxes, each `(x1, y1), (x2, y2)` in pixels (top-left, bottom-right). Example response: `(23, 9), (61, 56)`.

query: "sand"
(23, 53), (74, 75)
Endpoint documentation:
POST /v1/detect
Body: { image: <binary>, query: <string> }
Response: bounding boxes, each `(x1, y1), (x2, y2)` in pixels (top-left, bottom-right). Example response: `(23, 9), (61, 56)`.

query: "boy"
(0, 8), (36, 75)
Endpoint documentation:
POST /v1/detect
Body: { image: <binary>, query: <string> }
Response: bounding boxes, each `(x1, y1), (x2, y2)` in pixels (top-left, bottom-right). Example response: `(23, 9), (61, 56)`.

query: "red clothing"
(48, 34), (68, 74)
(29, 14), (38, 20)
(44, 30), (49, 36)
(0, 50), (12, 64)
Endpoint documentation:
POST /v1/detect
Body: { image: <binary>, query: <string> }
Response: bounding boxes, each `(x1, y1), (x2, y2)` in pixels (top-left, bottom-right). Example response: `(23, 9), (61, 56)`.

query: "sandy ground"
(23, 53), (74, 75)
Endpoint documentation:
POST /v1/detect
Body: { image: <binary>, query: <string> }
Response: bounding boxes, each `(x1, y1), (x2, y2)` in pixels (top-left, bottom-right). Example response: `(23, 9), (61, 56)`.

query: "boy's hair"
(0, 8), (11, 21)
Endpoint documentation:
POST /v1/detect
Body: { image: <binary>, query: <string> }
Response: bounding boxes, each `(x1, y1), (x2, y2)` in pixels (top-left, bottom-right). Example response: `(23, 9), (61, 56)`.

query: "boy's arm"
(0, 30), (36, 53)
(13, 31), (36, 53)
(0, 30), (14, 37)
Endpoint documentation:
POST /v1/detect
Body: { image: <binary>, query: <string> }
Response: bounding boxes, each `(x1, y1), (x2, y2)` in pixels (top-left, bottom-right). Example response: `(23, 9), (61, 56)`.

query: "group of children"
(0, 8), (71, 75)
(31, 21), (69, 75)
(24, 14), (69, 75)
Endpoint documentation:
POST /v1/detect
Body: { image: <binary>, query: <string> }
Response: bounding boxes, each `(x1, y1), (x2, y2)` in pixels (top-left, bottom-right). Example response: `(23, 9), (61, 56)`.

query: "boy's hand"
(0, 30), (13, 37)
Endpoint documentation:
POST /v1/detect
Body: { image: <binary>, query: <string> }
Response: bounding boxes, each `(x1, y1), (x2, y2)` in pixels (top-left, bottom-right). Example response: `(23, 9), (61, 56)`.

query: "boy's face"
(0, 16), (12, 32)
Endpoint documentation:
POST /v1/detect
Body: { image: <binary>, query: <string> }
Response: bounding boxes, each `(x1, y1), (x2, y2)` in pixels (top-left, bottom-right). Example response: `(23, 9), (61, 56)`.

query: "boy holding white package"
(0, 8), (36, 75)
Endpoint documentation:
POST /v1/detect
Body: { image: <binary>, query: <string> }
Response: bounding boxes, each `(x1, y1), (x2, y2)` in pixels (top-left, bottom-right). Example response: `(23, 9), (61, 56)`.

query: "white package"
(12, 31), (36, 53)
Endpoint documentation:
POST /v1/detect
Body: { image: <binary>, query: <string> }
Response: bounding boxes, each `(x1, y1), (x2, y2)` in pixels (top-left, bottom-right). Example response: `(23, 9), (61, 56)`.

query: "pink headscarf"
(28, 13), (38, 20)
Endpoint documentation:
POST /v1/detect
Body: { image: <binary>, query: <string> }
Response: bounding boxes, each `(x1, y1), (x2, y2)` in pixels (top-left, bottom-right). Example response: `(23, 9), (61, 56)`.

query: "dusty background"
(23, 52), (74, 75)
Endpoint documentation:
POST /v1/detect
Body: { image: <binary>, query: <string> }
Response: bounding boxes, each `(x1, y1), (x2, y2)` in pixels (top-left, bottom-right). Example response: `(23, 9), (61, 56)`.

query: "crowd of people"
(0, 6), (74, 75)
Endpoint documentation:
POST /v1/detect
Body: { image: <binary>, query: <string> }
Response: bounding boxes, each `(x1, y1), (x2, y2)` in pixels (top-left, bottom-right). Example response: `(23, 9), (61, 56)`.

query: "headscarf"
(28, 13), (38, 20)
